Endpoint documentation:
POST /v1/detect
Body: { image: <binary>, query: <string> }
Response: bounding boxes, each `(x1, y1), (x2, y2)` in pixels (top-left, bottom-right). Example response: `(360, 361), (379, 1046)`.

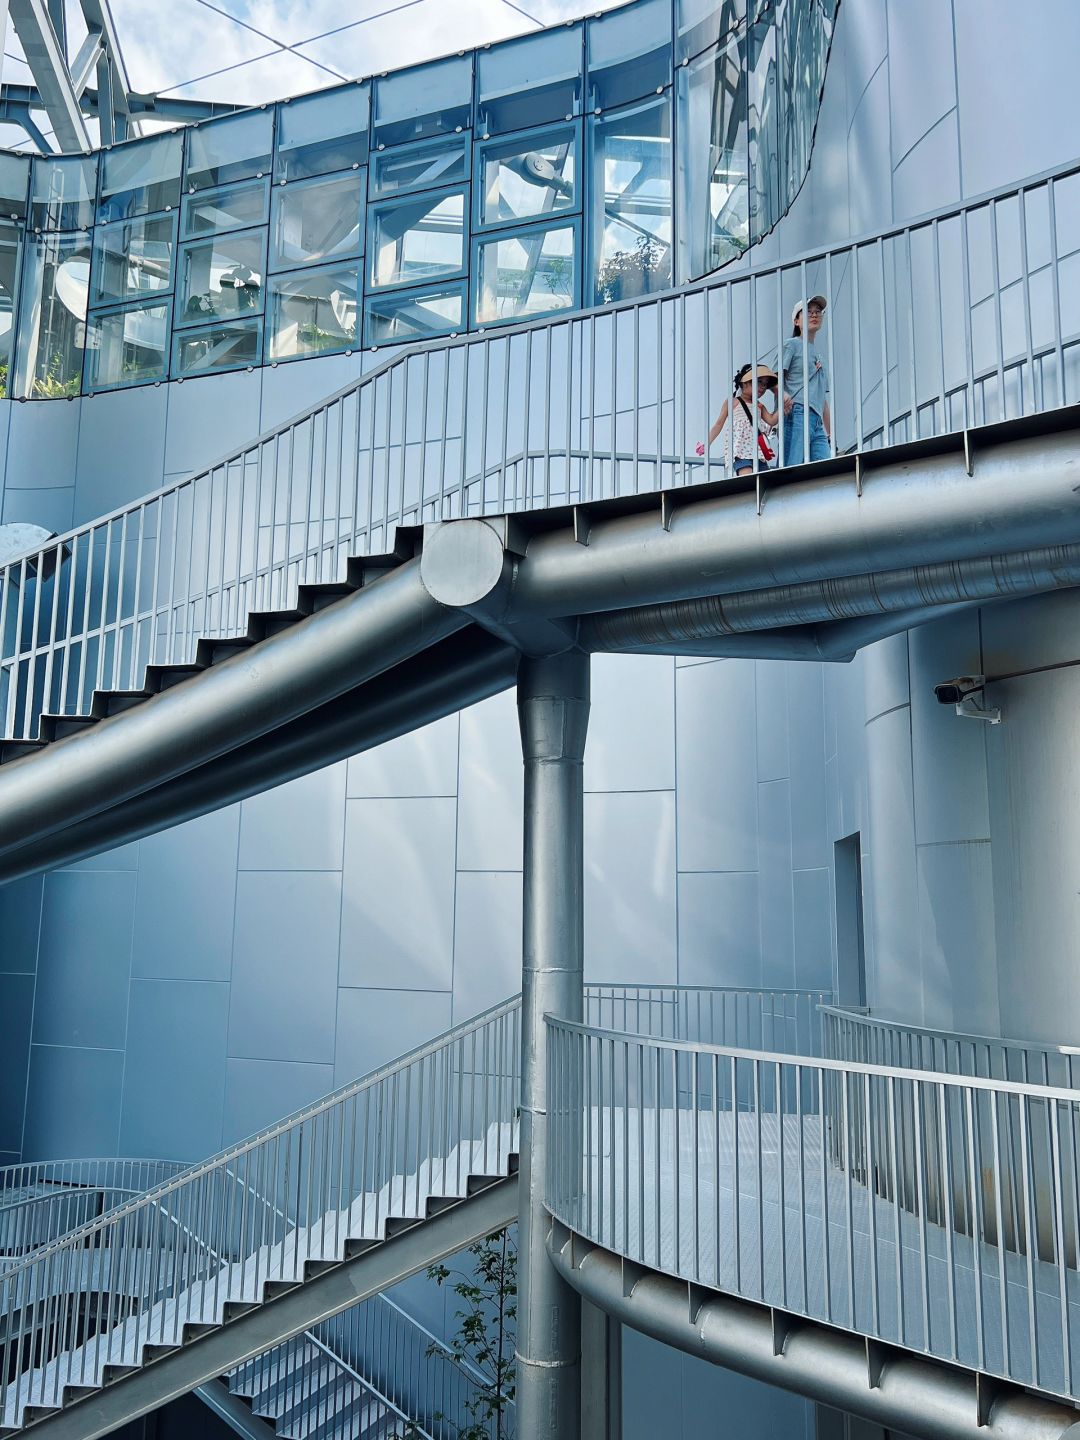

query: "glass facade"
(0, 0), (832, 399)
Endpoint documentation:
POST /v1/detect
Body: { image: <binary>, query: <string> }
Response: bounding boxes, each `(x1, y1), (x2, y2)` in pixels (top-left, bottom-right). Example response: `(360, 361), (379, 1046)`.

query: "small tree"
(427, 1228), (517, 1440)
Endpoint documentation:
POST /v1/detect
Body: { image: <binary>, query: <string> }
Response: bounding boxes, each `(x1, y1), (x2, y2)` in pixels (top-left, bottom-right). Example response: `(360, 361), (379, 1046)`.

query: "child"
(696, 363), (780, 474)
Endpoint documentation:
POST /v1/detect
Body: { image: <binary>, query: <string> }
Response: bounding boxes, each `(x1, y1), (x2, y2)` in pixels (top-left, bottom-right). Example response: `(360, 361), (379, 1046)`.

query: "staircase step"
(297, 580), (357, 612)
(37, 713), (97, 742)
(194, 636), (254, 667)
(91, 689), (150, 719)
(0, 739), (44, 764)
(144, 662), (204, 692)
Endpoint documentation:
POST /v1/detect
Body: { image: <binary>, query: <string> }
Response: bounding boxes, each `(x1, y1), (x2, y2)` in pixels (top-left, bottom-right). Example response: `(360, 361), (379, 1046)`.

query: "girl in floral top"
(697, 363), (780, 474)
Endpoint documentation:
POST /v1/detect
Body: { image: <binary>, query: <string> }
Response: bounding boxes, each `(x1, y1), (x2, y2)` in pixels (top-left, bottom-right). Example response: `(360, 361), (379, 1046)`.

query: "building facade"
(2, 2), (1080, 1436)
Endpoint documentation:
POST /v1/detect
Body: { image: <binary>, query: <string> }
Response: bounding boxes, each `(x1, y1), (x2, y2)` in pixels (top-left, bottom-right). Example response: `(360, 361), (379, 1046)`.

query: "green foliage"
(427, 1228), (517, 1440)
(597, 232), (670, 304)
(32, 351), (80, 398)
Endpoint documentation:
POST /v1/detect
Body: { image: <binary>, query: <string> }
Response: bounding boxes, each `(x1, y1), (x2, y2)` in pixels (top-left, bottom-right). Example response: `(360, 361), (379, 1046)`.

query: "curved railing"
(1, 157), (1078, 741)
(821, 1004), (1080, 1089)
(546, 1014), (1080, 1405)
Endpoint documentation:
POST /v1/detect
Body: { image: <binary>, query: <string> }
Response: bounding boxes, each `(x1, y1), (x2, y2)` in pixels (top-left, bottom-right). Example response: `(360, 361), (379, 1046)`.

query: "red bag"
(738, 397), (775, 464)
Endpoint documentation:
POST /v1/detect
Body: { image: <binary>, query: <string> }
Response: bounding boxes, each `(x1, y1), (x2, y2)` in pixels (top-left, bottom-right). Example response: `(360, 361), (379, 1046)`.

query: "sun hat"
(791, 295), (827, 325)
(734, 363), (779, 386)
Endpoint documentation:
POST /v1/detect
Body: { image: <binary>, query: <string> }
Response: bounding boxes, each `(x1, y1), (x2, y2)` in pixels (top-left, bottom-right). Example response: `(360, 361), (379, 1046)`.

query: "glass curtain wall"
(0, 0), (833, 398)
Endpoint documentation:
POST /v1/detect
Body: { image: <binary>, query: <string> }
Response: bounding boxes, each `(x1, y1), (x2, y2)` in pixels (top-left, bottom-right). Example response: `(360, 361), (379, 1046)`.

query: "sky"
(0, 0), (632, 150)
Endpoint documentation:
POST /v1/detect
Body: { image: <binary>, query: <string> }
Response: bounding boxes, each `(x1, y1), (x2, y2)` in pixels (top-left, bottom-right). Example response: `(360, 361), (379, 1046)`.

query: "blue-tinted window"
(747, 13), (779, 240)
(275, 84), (369, 182)
(676, 0), (744, 63)
(0, 221), (23, 394)
(676, 35), (747, 281)
(0, 154), (30, 222)
(85, 300), (169, 390)
(589, 94), (673, 303)
(185, 109), (274, 192)
(173, 317), (262, 377)
(269, 171), (364, 272)
(181, 177), (270, 239)
(373, 55), (472, 150)
(370, 135), (469, 199)
(587, 0), (672, 111)
(477, 27), (583, 137)
(13, 231), (92, 397)
(98, 133), (183, 223)
(267, 260), (360, 360)
(30, 156), (96, 231)
(474, 219), (578, 324)
(368, 187), (467, 291)
(91, 214), (177, 307)
(176, 228), (266, 328)
(476, 123), (579, 230)
(364, 281), (465, 346)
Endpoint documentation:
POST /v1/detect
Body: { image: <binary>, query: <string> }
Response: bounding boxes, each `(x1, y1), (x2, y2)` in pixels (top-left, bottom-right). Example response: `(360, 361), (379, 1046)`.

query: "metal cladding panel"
(162, 366), (263, 475)
(221, 1056), (335, 1148)
(133, 808), (240, 983)
(677, 870), (761, 988)
(0, 483), (73, 532)
(119, 979), (229, 1162)
(238, 763), (347, 871)
(456, 688), (523, 872)
(793, 867), (834, 992)
(229, 871), (341, 1065)
(584, 789), (677, 984)
(675, 658), (759, 873)
(6, 394), (80, 491)
(340, 796), (457, 991)
(863, 700), (921, 1025)
(451, 870), (522, 1022)
(333, 986), (452, 1087)
(584, 652), (675, 793)
(33, 870), (135, 1051)
(861, 631), (908, 722)
(907, 611), (991, 847)
(347, 712), (460, 799)
(892, 113), (962, 222)
(73, 383), (168, 525)
(0, 874), (42, 973)
(22, 1044), (124, 1160)
(916, 840), (999, 1038)
(885, 0), (957, 161)
(0, 974), (33, 1151)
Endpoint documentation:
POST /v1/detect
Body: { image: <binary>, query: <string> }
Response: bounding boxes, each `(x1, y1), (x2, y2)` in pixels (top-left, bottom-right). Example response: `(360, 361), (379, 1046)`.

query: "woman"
(696, 363), (780, 475)
(781, 295), (832, 464)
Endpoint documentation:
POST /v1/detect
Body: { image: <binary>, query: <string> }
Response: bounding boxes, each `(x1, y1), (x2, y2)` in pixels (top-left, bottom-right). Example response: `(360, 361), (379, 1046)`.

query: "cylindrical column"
(516, 649), (590, 1440)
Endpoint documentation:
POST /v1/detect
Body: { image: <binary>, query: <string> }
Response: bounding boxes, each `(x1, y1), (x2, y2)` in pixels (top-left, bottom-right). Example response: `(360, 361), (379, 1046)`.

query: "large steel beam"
(516, 652), (590, 1440)
(548, 1225), (1080, 1440)
(8, 0), (90, 149)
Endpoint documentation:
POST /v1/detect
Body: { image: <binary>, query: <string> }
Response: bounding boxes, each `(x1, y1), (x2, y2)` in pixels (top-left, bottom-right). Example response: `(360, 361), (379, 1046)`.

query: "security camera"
(933, 675), (1000, 724)
(933, 676), (984, 706)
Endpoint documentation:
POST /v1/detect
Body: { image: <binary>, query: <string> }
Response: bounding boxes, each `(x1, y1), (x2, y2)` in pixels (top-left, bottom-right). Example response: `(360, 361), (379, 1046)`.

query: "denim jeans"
(783, 403), (830, 465)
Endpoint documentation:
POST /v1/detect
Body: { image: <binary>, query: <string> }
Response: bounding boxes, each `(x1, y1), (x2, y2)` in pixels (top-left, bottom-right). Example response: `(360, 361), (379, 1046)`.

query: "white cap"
(791, 294), (827, 326)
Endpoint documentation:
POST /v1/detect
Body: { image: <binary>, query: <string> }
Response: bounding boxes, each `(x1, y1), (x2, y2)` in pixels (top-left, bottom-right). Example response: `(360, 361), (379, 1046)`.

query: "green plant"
(596, 232), (670, 304)
(32, 350), (80, 398)
(427, 1228), (517, 1440)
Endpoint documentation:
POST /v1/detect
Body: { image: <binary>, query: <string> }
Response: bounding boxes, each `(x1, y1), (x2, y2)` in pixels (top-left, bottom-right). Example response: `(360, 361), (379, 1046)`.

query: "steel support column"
(517, 650), (589, 1440)
(581, 1299), (622, 1439)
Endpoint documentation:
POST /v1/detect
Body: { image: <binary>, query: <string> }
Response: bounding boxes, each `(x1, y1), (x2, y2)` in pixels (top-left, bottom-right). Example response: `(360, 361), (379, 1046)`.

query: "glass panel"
(98, 133), (183, 223)
(185, 109), (274, 192)
(587, 0), (672, 111)
(477, 27), (583, 137)
(269, 171), (364, 272)
(176, 228), (265, 327)
(373, 54), (472, 150)
(267, 261), (359, 360)
(173, 317), (262, 376)
(364, 281), (465, 346)
(748, 12), (780, 240)
(676, 0), (744, 63)
(0, 221), (23, 396)
(13, 231), (91, 398)
(589, 95), (673, 303)
(475, 221), (577, 324)
(275, 83), (369, 181)
(370, 135), (469, 198)
(0, 154), (30, 221)
(30, 155), (96, 231)
(676, 35), (747, 281)
(368, 187), (466, 290)
(181, 177), (270, 238)
(85, 301), (169, 390)
(477, 123), (578, 230)
(91, 214), (176, 306)
(778, 0), (830, 213)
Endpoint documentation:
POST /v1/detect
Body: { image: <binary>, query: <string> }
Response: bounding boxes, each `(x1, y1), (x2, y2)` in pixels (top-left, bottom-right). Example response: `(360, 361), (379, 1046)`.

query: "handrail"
(819, 1004), (1080, 1057)
(2, 155), (1079, 741)
(547, 1013), (1080, 1405)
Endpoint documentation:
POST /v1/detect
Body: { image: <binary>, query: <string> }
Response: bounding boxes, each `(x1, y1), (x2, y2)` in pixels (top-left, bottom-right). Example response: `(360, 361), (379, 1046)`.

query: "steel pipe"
(516, 651), (590, 1440)
(547, 1228), (1080, 1440)
(0, 561), (464, 863)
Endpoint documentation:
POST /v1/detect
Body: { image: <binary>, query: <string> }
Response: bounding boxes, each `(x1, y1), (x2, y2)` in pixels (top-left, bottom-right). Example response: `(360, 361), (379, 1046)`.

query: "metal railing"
(0, 1160), (186, 1261)
(547, 1016), (1080, 1404)
(821, 1005), (1080, 1090)
(1, 158), (1078, 741)
(0, 996), (521, 1426)
(585, 984), (829, 1056)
